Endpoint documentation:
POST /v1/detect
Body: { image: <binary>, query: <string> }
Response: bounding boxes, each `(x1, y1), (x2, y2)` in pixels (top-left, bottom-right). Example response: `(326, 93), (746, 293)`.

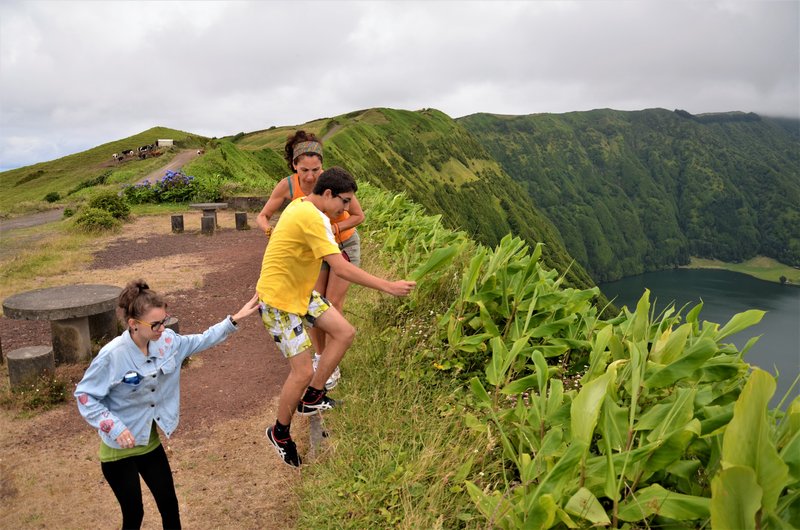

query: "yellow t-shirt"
(257, 198), (341, 314)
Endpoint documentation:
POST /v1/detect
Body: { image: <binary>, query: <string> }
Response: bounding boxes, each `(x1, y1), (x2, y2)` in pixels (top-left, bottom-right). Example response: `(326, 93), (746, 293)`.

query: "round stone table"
(2, 284), (122, 363)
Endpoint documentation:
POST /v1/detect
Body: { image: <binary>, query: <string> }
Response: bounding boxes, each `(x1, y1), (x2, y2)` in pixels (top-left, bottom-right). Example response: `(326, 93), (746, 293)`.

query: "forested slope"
(231, 107), (598, 291)
(459, 109), (800, 282)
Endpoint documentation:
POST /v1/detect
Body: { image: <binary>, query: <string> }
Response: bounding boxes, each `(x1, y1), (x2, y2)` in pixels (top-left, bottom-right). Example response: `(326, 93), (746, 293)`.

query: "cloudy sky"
(1, 0), (798, 171)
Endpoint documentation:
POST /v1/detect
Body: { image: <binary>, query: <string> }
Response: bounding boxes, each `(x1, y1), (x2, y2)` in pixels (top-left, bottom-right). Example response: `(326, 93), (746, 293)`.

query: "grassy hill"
(0, 127), (207, 213)
(459, 109), (800, 282)
(4, 106), (797, 288)
(225, 107), (597, 291)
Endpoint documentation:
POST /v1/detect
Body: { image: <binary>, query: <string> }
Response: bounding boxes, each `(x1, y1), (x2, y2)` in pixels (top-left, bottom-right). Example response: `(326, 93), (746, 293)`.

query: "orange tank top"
(286, 173), (355, 243)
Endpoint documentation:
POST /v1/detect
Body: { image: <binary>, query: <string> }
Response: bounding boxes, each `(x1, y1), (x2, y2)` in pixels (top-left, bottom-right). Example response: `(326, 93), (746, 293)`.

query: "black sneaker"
(297, 393), (337, 416)
(266, 426), (301, 468)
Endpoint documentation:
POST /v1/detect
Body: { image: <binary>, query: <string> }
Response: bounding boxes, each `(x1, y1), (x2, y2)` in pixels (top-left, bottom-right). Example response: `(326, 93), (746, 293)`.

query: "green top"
(98, 422), (161, 462)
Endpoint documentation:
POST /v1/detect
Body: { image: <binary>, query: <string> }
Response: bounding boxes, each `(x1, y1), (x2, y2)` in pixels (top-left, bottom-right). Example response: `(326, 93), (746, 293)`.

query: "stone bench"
(7, 346), (55, 391)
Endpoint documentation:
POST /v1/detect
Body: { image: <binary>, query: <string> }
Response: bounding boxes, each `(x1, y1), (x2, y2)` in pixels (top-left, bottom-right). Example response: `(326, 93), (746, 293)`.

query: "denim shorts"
(259, 291), (331, 358)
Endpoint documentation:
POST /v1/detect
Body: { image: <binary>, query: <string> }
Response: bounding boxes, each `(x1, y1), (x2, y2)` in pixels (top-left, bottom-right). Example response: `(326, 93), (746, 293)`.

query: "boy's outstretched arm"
(324, 253), (415, 296)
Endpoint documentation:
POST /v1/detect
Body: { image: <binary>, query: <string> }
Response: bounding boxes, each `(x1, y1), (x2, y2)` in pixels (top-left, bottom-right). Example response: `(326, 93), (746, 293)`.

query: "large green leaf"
(530, 314), (577, 338)
(644, 337), (718, 389)
(650, 323), (691, 364)
(525, 494), (558, 530)
(715, 309), (765, 341)
(466, 482), (516, 528)
(501, 374), (539, 395)
(599, 396), (628, 452)
(710, 466), (762, 530)
(407, 244), (459, 281)
(571, 370), (613, 447)
(486, 337), (511, 386)
(565, 487), (611, 525)
(721, 369), (789, 513)
(617, 483), (710, 522)
(779, 397), (800, 483)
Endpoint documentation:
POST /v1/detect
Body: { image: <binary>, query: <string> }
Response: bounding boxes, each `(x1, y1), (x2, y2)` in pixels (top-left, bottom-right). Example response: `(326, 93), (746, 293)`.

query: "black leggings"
(100, 444), (181, 530)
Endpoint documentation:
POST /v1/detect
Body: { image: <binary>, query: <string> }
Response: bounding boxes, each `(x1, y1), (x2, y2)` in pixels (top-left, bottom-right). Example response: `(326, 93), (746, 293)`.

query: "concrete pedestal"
(7, 346), (55, 390)
(89, 308), (119, 344)
(51, 317), (92, 363)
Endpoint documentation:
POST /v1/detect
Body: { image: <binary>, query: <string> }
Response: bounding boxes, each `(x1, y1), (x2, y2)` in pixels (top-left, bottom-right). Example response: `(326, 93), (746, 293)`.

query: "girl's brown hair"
(118, 279), (166, 322)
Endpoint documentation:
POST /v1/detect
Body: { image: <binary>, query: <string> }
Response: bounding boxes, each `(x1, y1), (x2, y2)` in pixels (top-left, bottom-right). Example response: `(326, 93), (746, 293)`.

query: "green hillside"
(459, 109), (800, 282)
(5, 106), (797, 289)
(0, 127), (207, 213)
(229, 107), (597, 291)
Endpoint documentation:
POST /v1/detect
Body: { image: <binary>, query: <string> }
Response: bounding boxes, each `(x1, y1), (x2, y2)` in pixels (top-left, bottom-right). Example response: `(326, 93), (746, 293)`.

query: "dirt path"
(0, 208), (64, 232)
(137, 149), (200, 185)
(0, 212), (312, 529)
(0, 150), (200, 234)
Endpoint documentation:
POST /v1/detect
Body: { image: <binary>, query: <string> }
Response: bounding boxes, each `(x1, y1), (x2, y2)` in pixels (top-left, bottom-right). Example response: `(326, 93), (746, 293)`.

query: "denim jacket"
(75, 317), (237, 448)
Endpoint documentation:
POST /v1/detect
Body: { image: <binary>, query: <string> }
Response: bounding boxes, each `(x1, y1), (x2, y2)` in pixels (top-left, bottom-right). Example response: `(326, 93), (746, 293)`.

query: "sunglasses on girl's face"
(133, 315), (171, 331)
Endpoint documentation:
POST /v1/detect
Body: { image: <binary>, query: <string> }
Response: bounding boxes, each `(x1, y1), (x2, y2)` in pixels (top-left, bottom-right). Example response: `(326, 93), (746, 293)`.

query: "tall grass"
(297, 246), (485, 528)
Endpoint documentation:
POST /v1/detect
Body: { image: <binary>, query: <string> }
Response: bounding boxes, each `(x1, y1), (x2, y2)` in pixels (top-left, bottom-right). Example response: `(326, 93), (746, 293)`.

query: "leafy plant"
(88, 190), (130, 219)
(73, 207), (119, 232)
(43, 191), (60, 203)
(442, 237), (798, 528)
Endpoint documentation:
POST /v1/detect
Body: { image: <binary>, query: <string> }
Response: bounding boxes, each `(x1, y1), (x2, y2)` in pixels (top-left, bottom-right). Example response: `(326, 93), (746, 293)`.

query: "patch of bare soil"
(0, 211), (315, 529)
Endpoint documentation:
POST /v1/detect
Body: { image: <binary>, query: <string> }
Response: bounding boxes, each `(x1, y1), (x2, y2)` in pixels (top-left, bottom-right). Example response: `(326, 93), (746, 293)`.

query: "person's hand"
(116, 429), (135, 449)
(232, 294), (261, 322)
(386, 280), (416, 297)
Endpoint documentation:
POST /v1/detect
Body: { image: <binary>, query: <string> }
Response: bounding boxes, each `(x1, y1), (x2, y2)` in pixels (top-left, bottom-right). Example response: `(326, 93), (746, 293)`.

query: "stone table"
(2, 284), (122, 363)
(189, 202), (228, 228)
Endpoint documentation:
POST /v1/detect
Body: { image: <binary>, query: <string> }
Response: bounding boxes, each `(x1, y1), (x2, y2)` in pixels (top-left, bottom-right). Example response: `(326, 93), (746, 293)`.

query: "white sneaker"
(313, 353), (341, 390)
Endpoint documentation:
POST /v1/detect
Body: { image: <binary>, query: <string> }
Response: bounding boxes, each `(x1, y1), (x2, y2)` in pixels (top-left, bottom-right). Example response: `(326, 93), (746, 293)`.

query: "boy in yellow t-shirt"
(256, 166), (416, 467)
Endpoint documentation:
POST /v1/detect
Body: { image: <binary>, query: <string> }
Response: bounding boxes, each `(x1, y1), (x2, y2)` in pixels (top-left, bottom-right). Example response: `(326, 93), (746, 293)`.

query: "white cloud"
(1, 0), (797, 171)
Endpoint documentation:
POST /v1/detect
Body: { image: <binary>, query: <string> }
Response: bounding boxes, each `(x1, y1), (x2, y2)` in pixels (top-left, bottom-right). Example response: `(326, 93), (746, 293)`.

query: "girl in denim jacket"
(75, 279), (259, 529)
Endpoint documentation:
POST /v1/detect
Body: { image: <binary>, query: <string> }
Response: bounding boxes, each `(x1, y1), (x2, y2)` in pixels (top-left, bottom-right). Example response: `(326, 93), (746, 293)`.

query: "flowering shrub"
(123, 170), (197, 204)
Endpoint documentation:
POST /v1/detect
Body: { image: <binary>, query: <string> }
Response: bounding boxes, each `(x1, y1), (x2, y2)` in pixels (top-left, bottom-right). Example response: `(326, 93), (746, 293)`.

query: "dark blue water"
(600, 269), (800, 407)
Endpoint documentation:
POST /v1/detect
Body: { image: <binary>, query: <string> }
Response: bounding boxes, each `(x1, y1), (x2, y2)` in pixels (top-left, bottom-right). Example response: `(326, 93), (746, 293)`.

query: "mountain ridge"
(3, 107), (797, 287)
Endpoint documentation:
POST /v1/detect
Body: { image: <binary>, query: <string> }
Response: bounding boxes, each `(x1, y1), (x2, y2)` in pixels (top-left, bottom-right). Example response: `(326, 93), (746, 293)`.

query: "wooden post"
(309, 414), (325, 459)
(171, 214), (184, 233)
(201, 216), (215, 235)
(235, 212), (249, 230)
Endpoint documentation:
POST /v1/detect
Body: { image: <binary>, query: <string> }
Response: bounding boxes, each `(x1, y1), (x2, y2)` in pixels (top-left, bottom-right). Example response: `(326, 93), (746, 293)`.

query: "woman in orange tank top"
(255, 131), (365, 388)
